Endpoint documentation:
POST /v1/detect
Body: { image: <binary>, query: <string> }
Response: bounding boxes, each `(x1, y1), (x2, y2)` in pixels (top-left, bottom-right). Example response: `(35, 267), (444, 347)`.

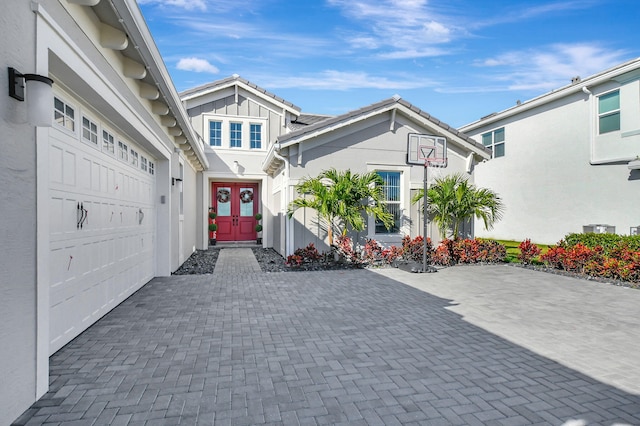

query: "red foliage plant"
(518, 239), (541, 265)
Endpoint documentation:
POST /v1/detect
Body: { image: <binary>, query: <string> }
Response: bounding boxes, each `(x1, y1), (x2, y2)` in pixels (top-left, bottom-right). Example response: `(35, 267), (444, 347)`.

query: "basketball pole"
(423, 162), (428, 273)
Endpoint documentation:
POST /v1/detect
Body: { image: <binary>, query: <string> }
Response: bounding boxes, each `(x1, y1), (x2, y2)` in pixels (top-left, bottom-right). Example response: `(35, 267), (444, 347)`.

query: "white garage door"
(47, 94), (156, 354)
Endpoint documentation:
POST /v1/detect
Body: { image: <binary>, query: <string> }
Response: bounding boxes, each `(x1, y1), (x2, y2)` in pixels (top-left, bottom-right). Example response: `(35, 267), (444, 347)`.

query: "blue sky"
(138, 0), (638, 128)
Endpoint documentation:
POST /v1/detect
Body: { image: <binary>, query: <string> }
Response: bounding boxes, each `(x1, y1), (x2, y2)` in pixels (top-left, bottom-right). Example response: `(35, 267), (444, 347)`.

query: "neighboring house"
(182, 79), (491, 256)
(1, 1), (206, 423)
(460, 58), (640, 244)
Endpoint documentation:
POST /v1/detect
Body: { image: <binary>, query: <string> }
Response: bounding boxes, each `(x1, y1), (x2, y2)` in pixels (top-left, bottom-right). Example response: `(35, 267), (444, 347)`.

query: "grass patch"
(483, 239), (551, 264)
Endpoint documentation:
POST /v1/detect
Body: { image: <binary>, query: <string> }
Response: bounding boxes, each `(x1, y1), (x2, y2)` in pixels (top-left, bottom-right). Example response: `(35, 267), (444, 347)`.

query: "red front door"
(212, 183), (258, 241)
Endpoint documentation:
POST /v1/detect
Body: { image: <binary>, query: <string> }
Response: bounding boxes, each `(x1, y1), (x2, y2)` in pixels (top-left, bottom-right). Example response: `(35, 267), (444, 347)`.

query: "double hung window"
(482, 128), (505, 158)
(230, 122), (242, 148)
(598, 90), (620, 134)
(250, 124), (262, 149)
(376, 171), (401, 234)
(209, 121), (222, 146)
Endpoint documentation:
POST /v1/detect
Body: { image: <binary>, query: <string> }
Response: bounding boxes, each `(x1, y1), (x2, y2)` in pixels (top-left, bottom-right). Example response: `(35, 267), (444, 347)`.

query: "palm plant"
(411, 173), (504, 238)
(288, 168), (394, 245)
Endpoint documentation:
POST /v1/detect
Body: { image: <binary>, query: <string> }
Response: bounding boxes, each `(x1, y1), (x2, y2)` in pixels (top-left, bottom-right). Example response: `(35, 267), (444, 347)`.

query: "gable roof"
(179, 74), (302, 115)
(288, 113), (333, 131)
(460, 57), (640, 132)
(278, 96), (488, 154)
(263, 96), (490, 174)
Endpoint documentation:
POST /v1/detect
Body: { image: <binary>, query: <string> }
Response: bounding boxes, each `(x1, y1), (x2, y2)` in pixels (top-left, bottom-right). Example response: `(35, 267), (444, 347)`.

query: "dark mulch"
(172, 247), (365, 274)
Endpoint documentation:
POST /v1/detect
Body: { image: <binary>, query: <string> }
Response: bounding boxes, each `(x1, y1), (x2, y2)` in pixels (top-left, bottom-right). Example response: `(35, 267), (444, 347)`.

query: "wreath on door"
(239, 189), (253, 203)
(217, 189), (230, 203)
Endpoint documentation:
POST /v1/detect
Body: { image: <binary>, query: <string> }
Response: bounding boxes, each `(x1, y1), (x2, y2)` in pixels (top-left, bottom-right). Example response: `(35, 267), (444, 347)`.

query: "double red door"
(212, 183), (258, 241)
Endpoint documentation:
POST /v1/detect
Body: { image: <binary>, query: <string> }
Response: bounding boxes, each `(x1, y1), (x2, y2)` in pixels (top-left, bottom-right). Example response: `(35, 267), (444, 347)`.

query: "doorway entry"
(212, 182), (258, 241)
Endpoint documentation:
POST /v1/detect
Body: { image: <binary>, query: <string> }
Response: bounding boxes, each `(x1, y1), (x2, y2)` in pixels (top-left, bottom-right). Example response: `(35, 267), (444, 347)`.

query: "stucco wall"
(0, 3), (37, 424)
(286, 113), (473, 250)
(468, 87), (640, 244)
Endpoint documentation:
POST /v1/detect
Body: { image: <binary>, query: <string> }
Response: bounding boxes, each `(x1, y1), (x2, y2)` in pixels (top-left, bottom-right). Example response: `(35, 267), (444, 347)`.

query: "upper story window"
(598, 90), (620, 134)
(250, 124), (262, 149)
(209, 121), (222, 146)
(102, 130), (115, 155)
(118, 141), (129, 162)
(482, 127), (505, 158)
(82, 116), (98, 145)
(230, 122), (242, 148)
(54, 97), (75, 132)
(376, 171), (401, 234)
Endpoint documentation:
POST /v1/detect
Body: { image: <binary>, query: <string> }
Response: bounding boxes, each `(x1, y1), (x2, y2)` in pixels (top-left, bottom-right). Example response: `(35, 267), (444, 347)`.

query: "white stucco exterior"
(460, 59), (640, 244)
(1, 1), (207, 423)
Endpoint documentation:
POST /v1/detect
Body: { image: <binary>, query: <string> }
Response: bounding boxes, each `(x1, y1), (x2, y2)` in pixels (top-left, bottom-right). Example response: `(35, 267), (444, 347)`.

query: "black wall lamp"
(172, 177), (183, 186)
(8, 67), (54, 126)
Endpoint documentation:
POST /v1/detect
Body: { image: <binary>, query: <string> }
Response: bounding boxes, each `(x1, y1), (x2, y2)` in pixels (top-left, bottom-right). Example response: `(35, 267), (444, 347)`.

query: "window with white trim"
(54, 97), (75, 131)
(230, 122), (242, 148)
(209, 120), (222, 146)
(140, 156), (148, 172)
(149, 161), (155, 175)
(376, 171), (401, 234)
(130, 149), (139, 167)
(482, 127), (505, 158)
(102, 130), (115, 155)
(250, 123), (262, 149)
(118, 141), (129, 162)
(82, 116), (98, 145)
(598, 90), (620, 134)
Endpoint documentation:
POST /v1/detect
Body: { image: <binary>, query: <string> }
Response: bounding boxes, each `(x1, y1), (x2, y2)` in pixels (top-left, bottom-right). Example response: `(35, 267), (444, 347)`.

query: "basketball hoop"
(406, 133), (448, 273)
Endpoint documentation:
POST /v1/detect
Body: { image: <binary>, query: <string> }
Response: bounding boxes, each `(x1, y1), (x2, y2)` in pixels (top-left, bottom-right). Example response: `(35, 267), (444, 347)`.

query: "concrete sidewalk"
(13, 254), (640, 425)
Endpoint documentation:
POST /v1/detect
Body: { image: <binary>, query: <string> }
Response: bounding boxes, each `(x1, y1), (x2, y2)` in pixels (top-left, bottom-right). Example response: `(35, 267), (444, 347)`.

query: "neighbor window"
(230, 122), (242, 148)
(376, 171), (401, 234)
(209, 121), (222, 146)
(598, 90), (620, 134)
(54, 97), (75, 131)
(102, 130), (115, 155)
(118, 141), (128, 162)
(482, 127), (505, 158)
(250, 124), (262, 149)
(82, 116), (98, 145)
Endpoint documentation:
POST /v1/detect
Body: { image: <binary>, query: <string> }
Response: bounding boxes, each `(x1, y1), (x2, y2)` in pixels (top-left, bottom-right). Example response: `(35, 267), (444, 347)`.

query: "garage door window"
(54, 97), (75, 132)
(141, 156), (148, 172)
(118, 141), (129, 162)
(149, 161), (155, 175)
(130, 149), (139, 167)
(102, 130), (115, 155)
(82, 116), (98, 146)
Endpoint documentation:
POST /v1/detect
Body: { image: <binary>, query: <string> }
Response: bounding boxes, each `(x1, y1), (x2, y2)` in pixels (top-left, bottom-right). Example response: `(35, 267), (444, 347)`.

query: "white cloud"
(176, 57), (219, 74)
(260, 70), (436, 91)
(138, 0), (207, 11)
(328, 0), (460, 59)
(439, 43), (629, 94)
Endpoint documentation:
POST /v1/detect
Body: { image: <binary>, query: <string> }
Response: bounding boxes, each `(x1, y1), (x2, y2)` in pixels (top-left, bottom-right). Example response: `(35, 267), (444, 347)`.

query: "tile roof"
(179, 75), (302, 112)
(278, 96), (489, 155)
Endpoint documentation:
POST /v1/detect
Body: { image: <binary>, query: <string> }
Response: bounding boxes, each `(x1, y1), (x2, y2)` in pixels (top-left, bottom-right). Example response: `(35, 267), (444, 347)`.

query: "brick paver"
(12, 251), (640, 425)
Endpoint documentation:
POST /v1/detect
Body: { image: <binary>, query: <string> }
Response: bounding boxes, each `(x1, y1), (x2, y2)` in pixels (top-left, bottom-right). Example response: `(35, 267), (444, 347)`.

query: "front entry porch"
(211, 182), (259, 242)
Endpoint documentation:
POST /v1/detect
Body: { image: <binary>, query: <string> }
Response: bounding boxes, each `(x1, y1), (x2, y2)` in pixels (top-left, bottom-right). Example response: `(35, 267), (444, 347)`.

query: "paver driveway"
(13, 252), (640, 425)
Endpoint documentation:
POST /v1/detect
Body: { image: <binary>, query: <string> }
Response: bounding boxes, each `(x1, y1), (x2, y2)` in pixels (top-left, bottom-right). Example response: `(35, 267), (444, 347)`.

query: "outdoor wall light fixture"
(172, 177), (183, 186)
(8, 67), (54, 126)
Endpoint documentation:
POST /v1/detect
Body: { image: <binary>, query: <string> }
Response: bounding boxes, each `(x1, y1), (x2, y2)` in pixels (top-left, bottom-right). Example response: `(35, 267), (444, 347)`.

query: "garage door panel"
(48, 117), (157, 355)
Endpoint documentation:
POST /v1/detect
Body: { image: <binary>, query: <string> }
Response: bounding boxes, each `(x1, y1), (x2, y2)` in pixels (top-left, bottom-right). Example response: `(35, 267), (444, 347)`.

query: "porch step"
(212, 241), (262, 249)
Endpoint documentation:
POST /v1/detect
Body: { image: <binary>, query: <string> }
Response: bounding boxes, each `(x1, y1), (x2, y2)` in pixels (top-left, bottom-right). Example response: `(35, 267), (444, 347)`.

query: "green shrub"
(563, 233), (640, 255)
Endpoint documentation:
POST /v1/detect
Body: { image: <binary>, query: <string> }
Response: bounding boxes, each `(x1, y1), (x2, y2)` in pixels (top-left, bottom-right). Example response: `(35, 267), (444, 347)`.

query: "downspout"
(273, 143), (292, 256)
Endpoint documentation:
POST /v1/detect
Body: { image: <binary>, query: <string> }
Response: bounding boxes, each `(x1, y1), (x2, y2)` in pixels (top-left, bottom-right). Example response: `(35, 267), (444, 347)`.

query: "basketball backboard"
(407, 134), (447, 168)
